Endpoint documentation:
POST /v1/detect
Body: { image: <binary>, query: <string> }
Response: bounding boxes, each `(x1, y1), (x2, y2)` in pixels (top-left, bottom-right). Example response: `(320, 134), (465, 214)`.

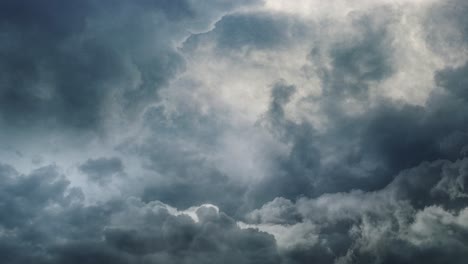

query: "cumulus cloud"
(0, 163), (280, 264)
(1, 0), (468, 263)
(242, 158), (468, 263)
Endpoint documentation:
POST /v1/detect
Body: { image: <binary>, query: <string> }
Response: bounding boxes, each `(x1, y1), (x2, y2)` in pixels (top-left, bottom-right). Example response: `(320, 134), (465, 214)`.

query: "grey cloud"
(183, 12), (307, 52)
(0, 162), (281, 264)
(104, 3), (422, 214)
(255, 70), (468, 202)
(0, 164), (80, 229)
(0, 0), (186, 131)
(240, 9), (401, 205)
(104, 203), (281, 264)
(2, 0), (468, 263)
(132, 59), (468, 214)
(148, 6), (468, 260)
(137, 110), (245, 214)
(389, 158), (468, 210)
(246, 197), (302, 225)
(0, 0), (257, 133)
(79, 157), (124, 184)
(246, 158), (468, 264)
(313, 9), (396, 99)
(267, 81), (297, 134)
(238, 6), (468, 258)
(436, 62), (468, 100)
(424, 0), (468, 58)
(245, 81), (318, 207)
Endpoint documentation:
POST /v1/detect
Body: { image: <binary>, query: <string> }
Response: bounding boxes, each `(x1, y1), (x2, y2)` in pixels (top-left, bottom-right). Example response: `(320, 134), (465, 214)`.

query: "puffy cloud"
(242, 157), (468, 263)
(2, 0), (468, 263)
(0, 163), (281, 264)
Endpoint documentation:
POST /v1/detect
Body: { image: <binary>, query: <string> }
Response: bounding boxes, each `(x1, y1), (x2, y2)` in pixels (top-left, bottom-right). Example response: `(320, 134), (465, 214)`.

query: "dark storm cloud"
(251, 60), (468, 204)
(238, 16), (468, 259)
(0, 163), (281, 264)
(2, 0), (468, 263)
(0, 164), (79, 229)
(389, 158), (468, 210)
(246, 158), (468, 264)
(79, 157), (124, 184)
(137, 2), (468, 213)
(0, 0), (262, 132)
(103, 204), (280, 264)
(238, 8), (402, 205)
(0, 0), (188, 130)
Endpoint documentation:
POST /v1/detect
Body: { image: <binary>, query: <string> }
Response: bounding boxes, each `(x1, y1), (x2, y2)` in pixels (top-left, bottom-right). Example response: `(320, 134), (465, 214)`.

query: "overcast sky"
(1, 0), (468, 263)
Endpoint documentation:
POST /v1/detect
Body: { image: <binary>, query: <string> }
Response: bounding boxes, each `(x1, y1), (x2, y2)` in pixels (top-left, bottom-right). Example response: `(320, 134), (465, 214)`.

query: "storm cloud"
(1, 0), (468, 263)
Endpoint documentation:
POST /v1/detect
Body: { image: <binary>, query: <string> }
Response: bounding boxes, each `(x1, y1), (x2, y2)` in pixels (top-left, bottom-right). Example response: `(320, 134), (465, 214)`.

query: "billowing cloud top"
(1, 0), (468, 263)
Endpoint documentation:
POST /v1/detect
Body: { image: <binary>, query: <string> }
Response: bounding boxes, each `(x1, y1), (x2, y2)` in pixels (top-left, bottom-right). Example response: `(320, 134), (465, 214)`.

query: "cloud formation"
(1, 0), (468, 263)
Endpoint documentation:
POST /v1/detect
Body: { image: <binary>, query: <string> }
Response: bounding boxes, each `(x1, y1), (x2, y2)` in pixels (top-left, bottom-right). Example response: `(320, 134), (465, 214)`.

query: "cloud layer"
(1, 0), (468, 263)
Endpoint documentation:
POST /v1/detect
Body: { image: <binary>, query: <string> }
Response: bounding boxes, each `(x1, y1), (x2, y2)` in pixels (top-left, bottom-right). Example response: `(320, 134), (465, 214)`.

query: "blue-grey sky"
(1, 0), (468, 263)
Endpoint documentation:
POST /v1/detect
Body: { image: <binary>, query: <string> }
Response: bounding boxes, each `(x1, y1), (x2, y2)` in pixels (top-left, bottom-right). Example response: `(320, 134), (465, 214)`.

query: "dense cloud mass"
(1, 0), (468, 263)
